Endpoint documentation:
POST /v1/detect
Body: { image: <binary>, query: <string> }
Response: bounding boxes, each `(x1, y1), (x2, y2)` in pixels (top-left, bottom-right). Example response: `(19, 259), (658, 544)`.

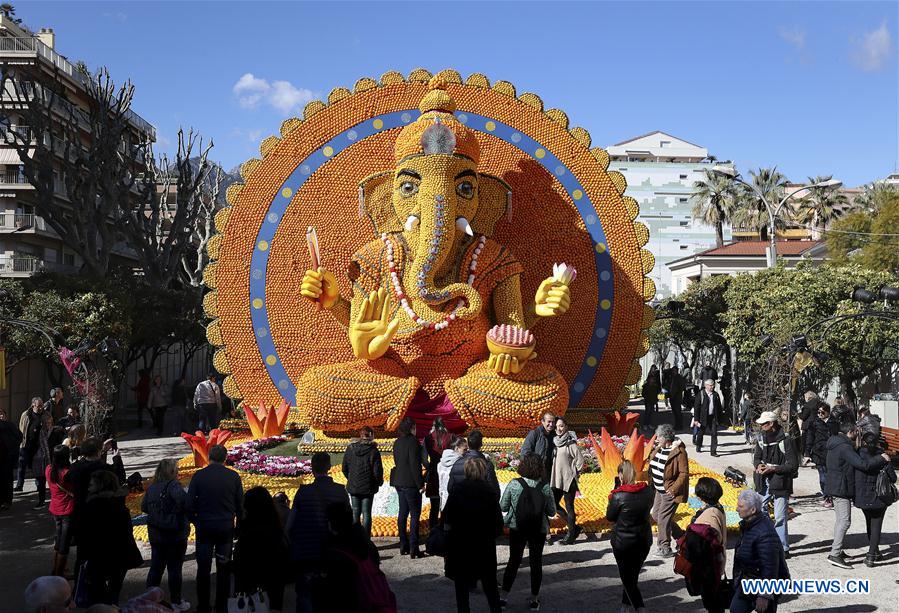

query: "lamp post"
(711, 165), (841, 268)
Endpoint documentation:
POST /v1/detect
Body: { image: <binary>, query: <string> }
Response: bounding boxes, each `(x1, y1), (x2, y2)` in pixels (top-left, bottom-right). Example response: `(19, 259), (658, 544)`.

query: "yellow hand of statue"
(349, 288), (399, 360)
(487, 348), (537, 375)
(300, 267), (339, 310)
(534, 277), (571, 317)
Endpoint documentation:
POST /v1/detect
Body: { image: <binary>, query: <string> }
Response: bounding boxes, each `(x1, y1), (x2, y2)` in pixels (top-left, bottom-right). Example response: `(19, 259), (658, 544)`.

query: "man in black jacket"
(667, 368), (686, 430)
(802, 404), (839, 507)
(698, 364), (717, 385)
(824, 422), (890, 569)
(341, 426), (383, 537)
(692, 380), (723, 456)
(187, 444), (244, 613)
(390, 417), (427, 558)
(752, 411), (797, 557)
(448, 429), (500, 499)
(520, 411), (556, 477)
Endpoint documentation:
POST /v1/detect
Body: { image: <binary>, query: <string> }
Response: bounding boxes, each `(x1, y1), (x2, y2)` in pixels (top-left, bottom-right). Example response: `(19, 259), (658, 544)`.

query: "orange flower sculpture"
(604, 410), (640, 436)
(588, 426), (657, 479)
(181, 429), (232, 468)
(244, 400), (290, 439)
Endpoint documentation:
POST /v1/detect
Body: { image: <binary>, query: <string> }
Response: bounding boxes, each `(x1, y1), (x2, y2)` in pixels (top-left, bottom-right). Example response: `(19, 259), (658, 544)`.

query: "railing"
(0, 124), (33, 143)
(0, 212), (48, 231)
(0, 256), (43, 273)
(0, 36), (157, 140)
(0, 169), (27, 184)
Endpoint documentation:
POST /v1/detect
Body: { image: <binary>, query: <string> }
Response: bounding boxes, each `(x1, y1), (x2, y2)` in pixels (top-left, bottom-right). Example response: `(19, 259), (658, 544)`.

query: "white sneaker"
(173, 601), (191, 611)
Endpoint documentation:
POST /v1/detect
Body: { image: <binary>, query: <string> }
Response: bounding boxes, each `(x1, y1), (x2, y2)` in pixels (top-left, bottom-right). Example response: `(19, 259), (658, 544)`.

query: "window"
(679, 221), (689, 227)
(618, 167), (628, 171)
(679, 174), (688, 179)
(678, 197), (688, 203)
(680, 245), (689, 250)
(660, 141), (671, 148)
(63, 252), (75, 266)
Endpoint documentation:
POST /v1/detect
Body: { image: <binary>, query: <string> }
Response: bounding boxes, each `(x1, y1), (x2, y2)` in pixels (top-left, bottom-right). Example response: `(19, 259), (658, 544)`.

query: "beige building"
(0, 16), (155, 277)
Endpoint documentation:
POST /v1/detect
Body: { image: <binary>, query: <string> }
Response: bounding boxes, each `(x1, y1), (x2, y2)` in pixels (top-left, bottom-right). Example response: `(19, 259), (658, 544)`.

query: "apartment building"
(607, 131), (729, 298)
(0, 16), (155, 277)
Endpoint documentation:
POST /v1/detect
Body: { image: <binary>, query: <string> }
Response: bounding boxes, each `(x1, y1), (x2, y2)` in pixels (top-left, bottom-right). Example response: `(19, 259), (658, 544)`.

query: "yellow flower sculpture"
(245, 400), (291, 439)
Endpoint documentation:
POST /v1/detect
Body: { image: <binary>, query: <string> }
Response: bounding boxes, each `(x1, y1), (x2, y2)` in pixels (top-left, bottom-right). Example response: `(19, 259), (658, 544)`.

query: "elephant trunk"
(408, 193), (482, 321)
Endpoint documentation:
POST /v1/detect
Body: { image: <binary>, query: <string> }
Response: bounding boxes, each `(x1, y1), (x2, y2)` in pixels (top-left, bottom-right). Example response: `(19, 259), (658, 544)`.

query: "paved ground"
(1, 406), (896, 612)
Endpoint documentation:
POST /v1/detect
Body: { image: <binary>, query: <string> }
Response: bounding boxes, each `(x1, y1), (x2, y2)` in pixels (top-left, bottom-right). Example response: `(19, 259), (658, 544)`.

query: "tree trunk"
(715, 222), (724, 248)
(839, 373), (857, 411)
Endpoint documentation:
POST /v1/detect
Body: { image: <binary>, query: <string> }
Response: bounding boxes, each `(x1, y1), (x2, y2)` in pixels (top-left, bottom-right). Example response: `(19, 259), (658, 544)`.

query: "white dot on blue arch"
(573, 382), (585, 393)
(300, 165), (311, 175)
(457, 114), (468, 124)
(585, 214), (596, 225)
(401, 112), (412, 123)
(555, 166), (566, 176)
(256, 327), (269, 337)
(347, 130), (358, 141)
(600, 271), (611, 282)
(511, 133), (522, 143)
(278, 379), (289, 390)
(595, 327), (607, 338)
(267, 212), (279, 224)
(252, 269), (263, 280)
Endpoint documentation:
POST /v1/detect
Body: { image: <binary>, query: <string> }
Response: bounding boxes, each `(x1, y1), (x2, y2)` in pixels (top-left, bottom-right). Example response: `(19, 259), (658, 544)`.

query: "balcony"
(0, 36), (157, 140)
(0, 256), (77, 276)
(0, 169), (30, 186)
(0, 212), (49, 232)
(0, 125), (33, 144)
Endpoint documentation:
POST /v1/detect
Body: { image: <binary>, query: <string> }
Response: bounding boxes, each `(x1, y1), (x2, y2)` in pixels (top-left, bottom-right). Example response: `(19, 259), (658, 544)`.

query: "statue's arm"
(492, 275), (529, 329)
(328, 297), (351, 328)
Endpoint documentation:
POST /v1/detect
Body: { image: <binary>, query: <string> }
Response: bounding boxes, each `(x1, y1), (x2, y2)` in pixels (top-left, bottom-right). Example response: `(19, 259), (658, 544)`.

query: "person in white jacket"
(437, 437), (468, 512)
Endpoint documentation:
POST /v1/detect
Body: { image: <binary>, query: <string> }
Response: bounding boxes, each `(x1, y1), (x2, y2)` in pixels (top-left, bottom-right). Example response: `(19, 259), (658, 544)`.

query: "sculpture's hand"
(300, 267), (340, 310)
(487, 349), (537, 375)
(534, 277), (571, 317)
(350, 288), (399, 360)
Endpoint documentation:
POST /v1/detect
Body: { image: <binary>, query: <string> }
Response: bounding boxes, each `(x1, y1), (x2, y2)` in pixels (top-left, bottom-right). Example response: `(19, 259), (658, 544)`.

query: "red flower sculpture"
(244, 400), (290, 440)
(181, 429), (232, 468)
(603, 410), (640, 436)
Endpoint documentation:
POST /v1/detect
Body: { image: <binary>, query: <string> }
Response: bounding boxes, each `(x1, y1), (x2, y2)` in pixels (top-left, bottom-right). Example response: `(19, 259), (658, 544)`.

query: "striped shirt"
(649, 446), (670, 493)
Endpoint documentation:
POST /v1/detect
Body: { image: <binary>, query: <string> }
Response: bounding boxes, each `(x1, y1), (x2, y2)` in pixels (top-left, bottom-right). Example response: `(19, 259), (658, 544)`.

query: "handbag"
(74, 562), (90, 608)
(227, 590), (271, 613)
(717, 573), (735, 609)
(425, 523), (448, 557)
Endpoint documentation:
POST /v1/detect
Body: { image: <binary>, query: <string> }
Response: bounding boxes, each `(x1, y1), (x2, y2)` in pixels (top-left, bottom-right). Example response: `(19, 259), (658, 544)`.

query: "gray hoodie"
(437, 449), (462, 511)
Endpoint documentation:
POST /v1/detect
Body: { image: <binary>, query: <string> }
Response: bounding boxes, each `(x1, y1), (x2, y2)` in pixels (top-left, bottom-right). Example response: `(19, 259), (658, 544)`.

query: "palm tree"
(731, 167), (787, 241)
(691, 170), (735, 247)
(795, 175), (849, 239)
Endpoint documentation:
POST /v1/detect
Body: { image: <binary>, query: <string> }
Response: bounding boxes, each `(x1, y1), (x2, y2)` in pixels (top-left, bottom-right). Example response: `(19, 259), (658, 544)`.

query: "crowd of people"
(10, 374), (898, 613)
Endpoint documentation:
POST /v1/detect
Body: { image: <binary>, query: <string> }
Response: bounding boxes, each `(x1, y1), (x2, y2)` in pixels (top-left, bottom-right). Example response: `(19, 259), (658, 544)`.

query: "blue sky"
(16, 1), (898, 186)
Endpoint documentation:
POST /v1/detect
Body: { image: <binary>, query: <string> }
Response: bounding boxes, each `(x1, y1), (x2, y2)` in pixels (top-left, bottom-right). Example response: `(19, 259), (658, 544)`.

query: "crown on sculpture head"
(393, 76), (480, 165)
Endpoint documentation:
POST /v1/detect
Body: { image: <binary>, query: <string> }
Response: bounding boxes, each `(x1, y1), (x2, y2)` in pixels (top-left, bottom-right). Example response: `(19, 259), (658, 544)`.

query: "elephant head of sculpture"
(359, 79), (511, 321)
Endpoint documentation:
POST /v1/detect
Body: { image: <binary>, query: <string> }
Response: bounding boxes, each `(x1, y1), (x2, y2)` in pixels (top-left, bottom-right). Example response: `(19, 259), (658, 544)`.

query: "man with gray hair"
(731, 488), (789, 612)
(648, 423), (688, 557)
(753, 410), (797, 557)
(692, 379), (723, 456)
(23, 575), (73, 612)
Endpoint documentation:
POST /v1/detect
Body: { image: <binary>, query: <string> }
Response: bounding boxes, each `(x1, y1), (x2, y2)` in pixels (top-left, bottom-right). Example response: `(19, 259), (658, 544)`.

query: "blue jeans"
(816, 465), (828, 496)
(396, 486), (422, 551)
(350, 494), (374, 536)
(195, 530), (233, 613)
(147, 539), (187, 602)
(197, 403), (220, 433)
(731, 594), (777, 613)
(761, 481), (789, 552)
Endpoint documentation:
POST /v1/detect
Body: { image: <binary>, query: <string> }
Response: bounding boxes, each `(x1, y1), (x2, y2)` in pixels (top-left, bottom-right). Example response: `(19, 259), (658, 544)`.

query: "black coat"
(732, 513), (789, 600)
(605, 483), (654, 550)
(79, 493), (143, 573)
(287, 475), (350, 564)
(825, 434), (886, 499)
(521, 427), (554, 468)
(693, 390), (723, 427)
(854, 448), (896, 510)
(642, 370), (661, 398)
(424, 431), (453, 497)
(802, 416), (838, 465)
(699, 366), (718, 383)
(186, 462), (244, 537)
(443, 478), (503, 583)
(390, 434), (427, 489)
(0, 420), (22, 463)
(798, 399), (824, 433)
(341, 440), (384, 497)
(752, 427), (797, 496)
(668, 371), (686, 402)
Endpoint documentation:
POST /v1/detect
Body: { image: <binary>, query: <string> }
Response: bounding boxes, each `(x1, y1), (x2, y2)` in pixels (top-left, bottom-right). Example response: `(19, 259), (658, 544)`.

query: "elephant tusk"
(456, 216), (474, 237)
(405, 215), (420, 231)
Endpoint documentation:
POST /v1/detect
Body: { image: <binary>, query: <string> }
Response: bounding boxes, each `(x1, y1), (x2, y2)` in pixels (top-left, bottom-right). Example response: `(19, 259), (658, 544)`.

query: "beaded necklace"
(381, 232), (486, 331)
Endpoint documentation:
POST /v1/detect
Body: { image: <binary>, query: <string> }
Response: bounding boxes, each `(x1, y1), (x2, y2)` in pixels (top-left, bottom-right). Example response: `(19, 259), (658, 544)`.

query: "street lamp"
(711, 165), (842, 268)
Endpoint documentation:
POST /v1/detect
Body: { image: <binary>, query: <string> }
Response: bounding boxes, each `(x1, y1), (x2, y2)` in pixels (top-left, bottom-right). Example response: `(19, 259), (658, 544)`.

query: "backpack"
(514, 478), (545, 535)
(875, 465), (898, 505)
(336, 549), (397, 613)
(146, 480), (184, 533)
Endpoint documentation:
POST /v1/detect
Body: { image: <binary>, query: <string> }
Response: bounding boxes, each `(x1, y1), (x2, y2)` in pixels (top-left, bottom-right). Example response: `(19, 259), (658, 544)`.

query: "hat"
(756, 411), (779, 424)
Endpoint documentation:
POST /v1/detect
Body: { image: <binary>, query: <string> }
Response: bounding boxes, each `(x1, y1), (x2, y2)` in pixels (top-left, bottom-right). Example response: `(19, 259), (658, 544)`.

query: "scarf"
(691, 502), (724, 525)
(608, 481), (648, 500)
(554, 430), (577, 448)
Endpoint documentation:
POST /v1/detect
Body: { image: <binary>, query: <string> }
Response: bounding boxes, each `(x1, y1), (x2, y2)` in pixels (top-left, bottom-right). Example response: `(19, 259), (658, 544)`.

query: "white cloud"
(247, 128), (263, 143)
(850, 22), (894, 72)
(232, 73), (316, 114)
(778, 26), (806, 51)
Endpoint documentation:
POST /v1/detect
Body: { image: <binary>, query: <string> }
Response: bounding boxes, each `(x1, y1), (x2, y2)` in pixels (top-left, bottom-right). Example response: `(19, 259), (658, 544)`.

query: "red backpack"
(336, 549), (397, 613)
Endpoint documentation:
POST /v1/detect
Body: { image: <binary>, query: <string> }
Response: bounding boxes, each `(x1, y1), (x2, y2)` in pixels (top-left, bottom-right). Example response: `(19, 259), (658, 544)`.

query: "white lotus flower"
(552, 262), (577, 285)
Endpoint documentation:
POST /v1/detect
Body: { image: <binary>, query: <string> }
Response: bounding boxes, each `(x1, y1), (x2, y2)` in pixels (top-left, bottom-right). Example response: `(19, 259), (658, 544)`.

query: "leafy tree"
(731, 167), (788, 241)
(691, 170), (736, 248)
(794, 175), (849, 239)
(826, 190), (899, 272)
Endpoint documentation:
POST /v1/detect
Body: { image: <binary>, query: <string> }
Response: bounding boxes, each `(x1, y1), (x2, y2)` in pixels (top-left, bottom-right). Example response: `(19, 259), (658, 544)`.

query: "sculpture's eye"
(399, 181), (419, 197)
(456, 181), (474, 200)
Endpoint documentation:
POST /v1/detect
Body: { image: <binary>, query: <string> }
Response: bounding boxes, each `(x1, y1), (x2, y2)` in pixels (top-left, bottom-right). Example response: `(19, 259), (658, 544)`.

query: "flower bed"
(227, 436), (312, 477)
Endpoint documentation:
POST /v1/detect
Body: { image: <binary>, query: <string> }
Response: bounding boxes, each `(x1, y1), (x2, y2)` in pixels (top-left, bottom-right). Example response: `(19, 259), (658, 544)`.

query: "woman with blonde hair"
(141, 458), (190, 611)
(606, 459), (654, 613)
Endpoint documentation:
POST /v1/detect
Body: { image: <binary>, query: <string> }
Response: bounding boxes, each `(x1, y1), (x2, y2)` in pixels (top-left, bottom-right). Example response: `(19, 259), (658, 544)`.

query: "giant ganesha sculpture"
(298, 81), (574, 433)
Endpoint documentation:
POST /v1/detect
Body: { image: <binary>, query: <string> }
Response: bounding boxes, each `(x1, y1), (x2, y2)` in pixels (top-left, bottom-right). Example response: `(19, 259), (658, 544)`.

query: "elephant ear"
(472, 173), (512, 237)
(359, 170), (402, 235)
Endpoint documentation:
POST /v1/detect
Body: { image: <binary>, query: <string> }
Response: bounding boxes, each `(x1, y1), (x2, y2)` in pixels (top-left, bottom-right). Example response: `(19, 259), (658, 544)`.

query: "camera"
(724, 466), (746, 487)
